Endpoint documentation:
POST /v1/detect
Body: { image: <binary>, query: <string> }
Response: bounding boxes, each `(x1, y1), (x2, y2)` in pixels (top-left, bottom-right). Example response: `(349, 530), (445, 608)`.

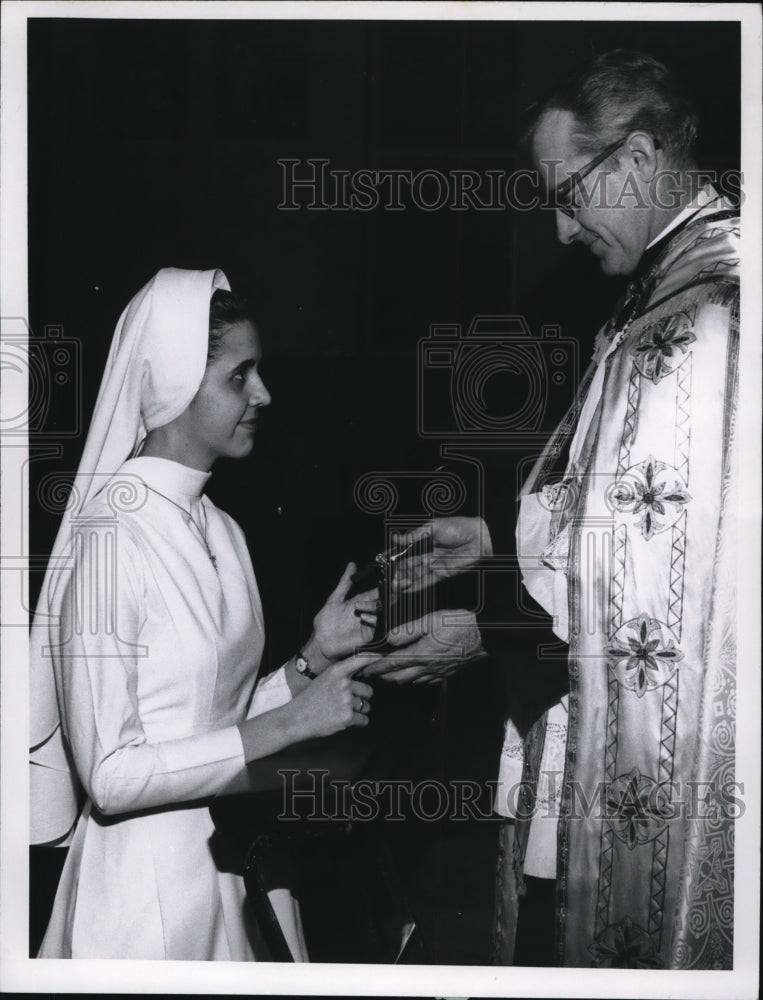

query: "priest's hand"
(388, 517), (493, 595)
(358, 609), (487, 685)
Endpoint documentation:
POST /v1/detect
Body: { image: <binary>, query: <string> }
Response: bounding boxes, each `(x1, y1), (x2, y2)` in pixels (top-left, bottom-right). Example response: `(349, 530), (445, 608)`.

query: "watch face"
(296, 656), (316, 679)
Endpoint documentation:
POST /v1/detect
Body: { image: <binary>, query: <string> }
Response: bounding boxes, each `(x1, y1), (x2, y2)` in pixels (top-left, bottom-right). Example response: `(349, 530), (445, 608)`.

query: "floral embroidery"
(605, 768), (674, 848)
(632, 310), (696, 384)
(609, 455), (691, 539)
(589, 916), (663, 968)
(606, 614), (683, 697)
(540, 479), (577, 513)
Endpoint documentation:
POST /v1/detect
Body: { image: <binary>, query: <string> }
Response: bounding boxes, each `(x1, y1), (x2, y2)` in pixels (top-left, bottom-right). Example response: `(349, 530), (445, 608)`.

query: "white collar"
(646, 185), (717, 250)
(119, 455), (211, 501)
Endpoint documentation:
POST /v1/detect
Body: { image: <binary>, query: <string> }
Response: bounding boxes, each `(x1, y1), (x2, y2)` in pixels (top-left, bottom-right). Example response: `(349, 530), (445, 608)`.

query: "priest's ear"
(621, 131), (661, 183)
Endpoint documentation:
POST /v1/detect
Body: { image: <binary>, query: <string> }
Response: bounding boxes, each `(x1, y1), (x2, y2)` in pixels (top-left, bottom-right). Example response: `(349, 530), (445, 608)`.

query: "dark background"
(27, 17), (740, 963)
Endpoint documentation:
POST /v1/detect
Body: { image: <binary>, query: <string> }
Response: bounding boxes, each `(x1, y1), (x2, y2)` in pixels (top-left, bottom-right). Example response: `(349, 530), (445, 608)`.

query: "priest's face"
(532, 109), (654, 276)
(181, 320), (271, 468)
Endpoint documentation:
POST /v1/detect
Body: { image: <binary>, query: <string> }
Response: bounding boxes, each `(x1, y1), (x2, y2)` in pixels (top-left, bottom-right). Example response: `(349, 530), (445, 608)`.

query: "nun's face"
(181, 320), (271, 467)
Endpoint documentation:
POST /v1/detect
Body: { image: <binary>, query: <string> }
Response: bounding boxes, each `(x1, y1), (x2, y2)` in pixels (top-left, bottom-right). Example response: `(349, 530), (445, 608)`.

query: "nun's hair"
(521, 49), (699, 169)
(207, 289), (256, 361)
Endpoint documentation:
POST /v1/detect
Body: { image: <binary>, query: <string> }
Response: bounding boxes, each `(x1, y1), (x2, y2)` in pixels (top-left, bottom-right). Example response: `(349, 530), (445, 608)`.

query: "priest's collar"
(636, 185), (720, 281)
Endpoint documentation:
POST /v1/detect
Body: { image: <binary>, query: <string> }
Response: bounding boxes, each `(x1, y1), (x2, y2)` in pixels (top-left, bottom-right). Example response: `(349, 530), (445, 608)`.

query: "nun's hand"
(293, 654), (374, 738)
(305, 562), (378, 671)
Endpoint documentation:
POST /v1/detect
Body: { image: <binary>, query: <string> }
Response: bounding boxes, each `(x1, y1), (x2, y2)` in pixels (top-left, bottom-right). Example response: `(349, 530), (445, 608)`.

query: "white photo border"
(1, 2), (760, 996)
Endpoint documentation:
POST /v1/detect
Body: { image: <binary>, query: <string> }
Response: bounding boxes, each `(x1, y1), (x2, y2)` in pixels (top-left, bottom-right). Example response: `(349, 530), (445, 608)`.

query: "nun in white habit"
(30, 267), (376, 960)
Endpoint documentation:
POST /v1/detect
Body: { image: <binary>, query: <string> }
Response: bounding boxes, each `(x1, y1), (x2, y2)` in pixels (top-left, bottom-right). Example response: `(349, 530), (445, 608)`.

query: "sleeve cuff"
(247, 666), (293, 720)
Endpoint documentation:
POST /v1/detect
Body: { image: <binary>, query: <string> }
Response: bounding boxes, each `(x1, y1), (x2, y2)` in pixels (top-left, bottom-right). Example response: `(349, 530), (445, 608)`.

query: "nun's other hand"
(306, 562), (378, 670)
(293, 654), (375, 739)
(357, 610), (487, 685)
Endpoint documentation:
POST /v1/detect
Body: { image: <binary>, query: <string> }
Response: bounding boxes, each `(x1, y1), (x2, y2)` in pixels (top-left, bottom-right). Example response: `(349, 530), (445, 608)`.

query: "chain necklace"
(144, 485), (217, 570)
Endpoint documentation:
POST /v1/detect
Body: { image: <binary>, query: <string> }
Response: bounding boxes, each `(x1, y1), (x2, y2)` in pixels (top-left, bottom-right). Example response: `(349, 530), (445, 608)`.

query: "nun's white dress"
(37, 455), (307, 960)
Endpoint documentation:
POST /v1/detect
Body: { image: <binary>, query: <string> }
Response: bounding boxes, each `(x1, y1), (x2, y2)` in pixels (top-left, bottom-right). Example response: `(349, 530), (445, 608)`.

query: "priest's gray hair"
(522, 49), (700, 170)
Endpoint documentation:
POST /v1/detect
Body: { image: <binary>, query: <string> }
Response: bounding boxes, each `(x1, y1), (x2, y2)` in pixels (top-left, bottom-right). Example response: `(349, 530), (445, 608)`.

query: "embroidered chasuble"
(500, 195), (739, 969)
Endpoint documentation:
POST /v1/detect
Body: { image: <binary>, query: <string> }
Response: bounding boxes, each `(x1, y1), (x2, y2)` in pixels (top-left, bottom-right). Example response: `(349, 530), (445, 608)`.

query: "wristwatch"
(295, 652), (319, 680)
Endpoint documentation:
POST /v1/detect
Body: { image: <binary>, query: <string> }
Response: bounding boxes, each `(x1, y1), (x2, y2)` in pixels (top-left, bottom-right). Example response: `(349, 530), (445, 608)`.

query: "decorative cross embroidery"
(605, 767), (673, 848)
(632, 310), (696, 384)
(609, 455), (691, 540)
(695, 840), (726, 893)
(605, 614), (684, 697)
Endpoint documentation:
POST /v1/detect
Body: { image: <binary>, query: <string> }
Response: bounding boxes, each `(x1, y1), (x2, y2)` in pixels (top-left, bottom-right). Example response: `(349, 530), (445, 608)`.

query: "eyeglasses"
(550, 134), (662, 218)
(550, 138), (626, 218)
